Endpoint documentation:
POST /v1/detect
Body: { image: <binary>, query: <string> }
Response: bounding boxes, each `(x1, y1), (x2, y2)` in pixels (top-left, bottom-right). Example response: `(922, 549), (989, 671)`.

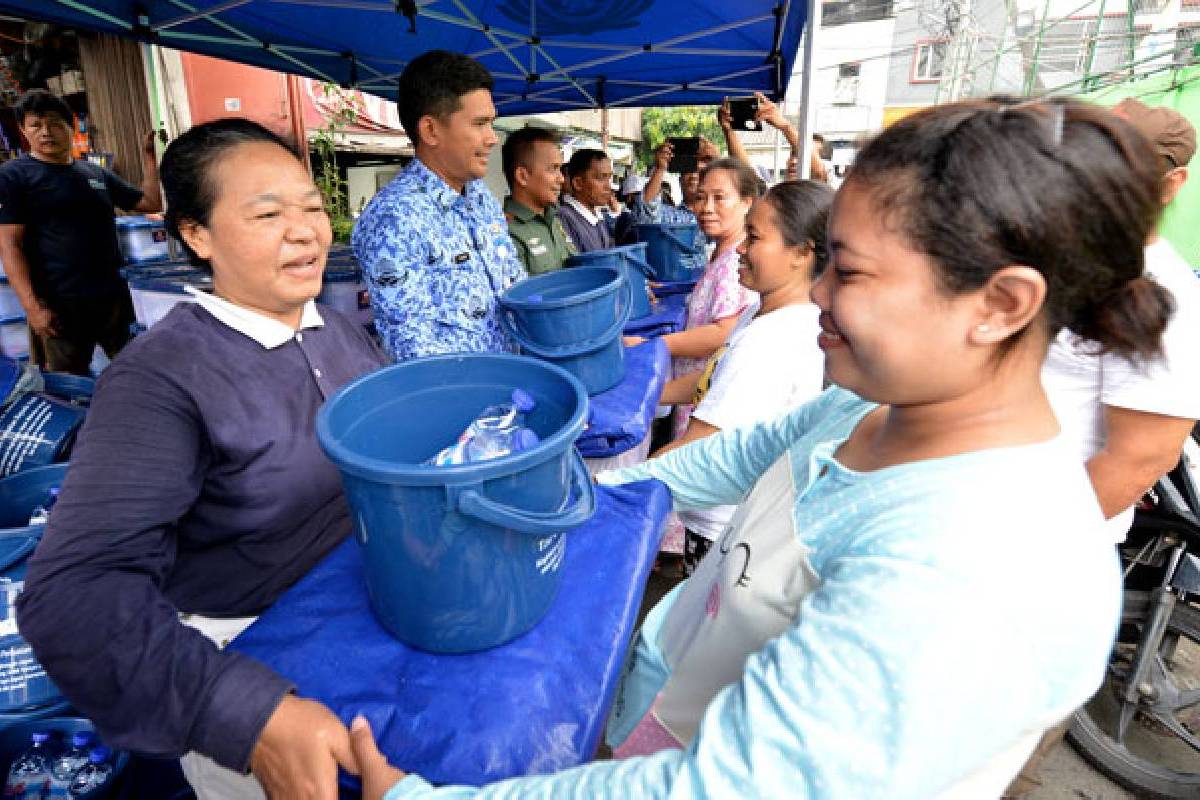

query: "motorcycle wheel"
(1069, 590), (1200, 799)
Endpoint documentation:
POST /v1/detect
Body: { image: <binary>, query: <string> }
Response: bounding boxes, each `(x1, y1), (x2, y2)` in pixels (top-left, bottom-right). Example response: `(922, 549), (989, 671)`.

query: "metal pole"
(1127, 0), (1136, 77)
(1024, 0), (1055, 96)
(798, 0), (822, 180)
(1082, 0), (1109, 91)
(989, 0), (1013, 93)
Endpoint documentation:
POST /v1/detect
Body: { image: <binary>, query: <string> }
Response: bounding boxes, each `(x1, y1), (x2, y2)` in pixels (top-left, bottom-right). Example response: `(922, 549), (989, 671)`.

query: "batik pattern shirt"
(352, 159), (526, 361)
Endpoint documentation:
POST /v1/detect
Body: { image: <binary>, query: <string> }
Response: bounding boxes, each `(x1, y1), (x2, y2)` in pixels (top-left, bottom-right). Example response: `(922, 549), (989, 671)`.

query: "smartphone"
(728, 96), (761, 132)
(667, 136), (700, 174)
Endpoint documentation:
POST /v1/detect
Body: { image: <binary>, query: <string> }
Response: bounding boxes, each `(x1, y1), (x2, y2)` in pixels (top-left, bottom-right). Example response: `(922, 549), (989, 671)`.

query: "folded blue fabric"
(228, 481), (671, 787)
(649, 279), (697, 297)
(623, 293), (689, 338)
(576, 339), (670, 458)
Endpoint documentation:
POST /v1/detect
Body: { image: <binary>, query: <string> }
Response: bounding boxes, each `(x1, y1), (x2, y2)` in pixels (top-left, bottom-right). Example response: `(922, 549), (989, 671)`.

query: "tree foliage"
(638, 105), (723, 169)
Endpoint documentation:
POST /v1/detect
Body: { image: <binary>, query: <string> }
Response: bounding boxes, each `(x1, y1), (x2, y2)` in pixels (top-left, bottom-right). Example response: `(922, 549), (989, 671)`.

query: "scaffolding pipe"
(1082, 0), (1110, 90)
(1025, 0), (1057, 95)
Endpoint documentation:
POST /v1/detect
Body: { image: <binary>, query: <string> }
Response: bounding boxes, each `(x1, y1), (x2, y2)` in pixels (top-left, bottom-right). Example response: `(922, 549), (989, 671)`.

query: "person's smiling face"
(179, 141), (331, 326)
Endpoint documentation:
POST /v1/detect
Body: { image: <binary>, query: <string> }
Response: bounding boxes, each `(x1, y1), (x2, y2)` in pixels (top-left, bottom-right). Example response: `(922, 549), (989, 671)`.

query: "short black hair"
(159, 118), (299, 270)
(565, 148), (609, 181)
(14, 89), (72, 127)
(502, 126), (560, 188)
(398, 50), (494, 147)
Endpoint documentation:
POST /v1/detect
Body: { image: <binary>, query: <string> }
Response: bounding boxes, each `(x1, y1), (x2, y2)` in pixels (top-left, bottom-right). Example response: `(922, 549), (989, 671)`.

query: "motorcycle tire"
(1068, 590), (1200, 799)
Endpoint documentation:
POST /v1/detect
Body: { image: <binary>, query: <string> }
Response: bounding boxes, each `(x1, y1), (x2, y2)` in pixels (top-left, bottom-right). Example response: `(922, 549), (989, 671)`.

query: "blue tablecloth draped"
(576, 340), (670, 459)
(623, 293), (689, 339)
(229, 480), (671, 787)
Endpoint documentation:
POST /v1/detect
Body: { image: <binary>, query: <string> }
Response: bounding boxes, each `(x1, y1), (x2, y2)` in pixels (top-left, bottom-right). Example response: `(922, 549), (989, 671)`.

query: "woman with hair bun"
(349, 98), (1163, 799)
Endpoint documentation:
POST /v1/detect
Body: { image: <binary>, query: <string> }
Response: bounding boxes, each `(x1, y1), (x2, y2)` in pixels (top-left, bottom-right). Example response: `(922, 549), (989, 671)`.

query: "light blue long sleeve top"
(387, 388), (1121, 799)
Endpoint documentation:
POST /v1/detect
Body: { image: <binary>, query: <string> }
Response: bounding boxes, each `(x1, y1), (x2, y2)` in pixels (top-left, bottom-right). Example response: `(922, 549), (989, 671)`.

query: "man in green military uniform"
(501, 126), (575, 274)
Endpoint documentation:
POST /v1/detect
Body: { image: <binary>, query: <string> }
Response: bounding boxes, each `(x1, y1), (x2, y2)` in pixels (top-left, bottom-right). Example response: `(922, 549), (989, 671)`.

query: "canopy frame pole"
(153, 0), (253, 30)
(797, 0), (820, 179)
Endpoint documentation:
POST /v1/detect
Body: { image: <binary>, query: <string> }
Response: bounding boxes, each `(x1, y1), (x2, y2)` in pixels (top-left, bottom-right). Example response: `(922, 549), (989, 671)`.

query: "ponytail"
(1071, 274), (1174, 360)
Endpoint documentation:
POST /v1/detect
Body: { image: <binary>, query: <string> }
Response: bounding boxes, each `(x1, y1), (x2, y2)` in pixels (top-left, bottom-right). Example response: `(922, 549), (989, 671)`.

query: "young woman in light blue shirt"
(348, 99), (1171, 799)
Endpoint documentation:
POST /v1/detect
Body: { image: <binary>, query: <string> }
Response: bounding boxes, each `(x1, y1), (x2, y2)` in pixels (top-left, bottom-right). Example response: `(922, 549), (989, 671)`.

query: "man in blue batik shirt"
(352, 51), (525, 361)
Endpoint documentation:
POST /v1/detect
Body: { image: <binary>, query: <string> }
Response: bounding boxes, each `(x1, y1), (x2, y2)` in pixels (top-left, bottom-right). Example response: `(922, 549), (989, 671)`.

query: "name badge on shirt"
(87, 178), (106, 192)
(530, 244), (548, 256)
(454, 252), (471, 264)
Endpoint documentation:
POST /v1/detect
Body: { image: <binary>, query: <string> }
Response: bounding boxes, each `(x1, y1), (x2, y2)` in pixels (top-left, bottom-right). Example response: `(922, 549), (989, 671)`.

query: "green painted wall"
(1085, 66), (1200, 269)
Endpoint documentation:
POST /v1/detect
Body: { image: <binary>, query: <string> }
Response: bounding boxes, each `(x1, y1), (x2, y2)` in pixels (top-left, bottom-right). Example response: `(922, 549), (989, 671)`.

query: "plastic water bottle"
(47, 732), (94, 799)
(429, 389), (539, 466)
(3, 732), (52, 799)
(66, 748), (110, 797)
(27, 488), (60, 526)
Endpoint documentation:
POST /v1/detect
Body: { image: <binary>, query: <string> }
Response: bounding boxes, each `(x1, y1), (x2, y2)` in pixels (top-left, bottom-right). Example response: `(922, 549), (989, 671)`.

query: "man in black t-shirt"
(0, 90), (162, 375)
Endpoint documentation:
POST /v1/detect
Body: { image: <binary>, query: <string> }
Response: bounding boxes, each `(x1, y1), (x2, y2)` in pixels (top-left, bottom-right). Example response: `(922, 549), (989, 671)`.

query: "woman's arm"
(652, 417), (719, 458)
(16, 363), (291, 771)
(659, 370), (703, 406)
(662, 316), (739, 360)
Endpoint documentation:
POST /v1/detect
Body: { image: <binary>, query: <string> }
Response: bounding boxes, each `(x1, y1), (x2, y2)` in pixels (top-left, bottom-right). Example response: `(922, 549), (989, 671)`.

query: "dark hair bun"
(1073, 274), (1174, 360)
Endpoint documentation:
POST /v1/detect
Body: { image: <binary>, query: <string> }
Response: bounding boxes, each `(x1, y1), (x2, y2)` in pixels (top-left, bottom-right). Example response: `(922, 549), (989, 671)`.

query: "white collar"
(563, 193), (603, 226)
(184, 286), (324, 349)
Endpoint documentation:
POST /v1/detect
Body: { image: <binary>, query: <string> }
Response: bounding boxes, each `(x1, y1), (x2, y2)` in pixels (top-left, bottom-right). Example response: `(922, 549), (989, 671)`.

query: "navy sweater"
(17, 302), (388, 772)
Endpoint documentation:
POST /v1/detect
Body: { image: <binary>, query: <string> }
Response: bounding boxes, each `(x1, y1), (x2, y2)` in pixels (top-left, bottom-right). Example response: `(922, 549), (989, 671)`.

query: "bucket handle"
(455, 448), (596, 535)
(501, 279), (633, 359)
(626, 250), (655, 279)
(0, 534), (38, 574)
(657, 227), (696, 252)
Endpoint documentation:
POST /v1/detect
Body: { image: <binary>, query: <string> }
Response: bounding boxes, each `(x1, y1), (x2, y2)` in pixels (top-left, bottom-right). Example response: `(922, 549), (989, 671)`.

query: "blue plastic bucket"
(317, 355), (596, 653)
(0, 717), (129, 796)
(0, 395), (86, 478)
(636, 222), (706, 282)
(565, 243), (655, 320)
(498, 266), (632, 396)
(0, 464), (68, 715)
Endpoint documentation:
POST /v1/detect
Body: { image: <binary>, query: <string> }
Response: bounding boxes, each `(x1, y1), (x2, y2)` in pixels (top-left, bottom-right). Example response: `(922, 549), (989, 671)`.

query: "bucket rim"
(316, 354), (589, 486)
(500, 265), (624, 310)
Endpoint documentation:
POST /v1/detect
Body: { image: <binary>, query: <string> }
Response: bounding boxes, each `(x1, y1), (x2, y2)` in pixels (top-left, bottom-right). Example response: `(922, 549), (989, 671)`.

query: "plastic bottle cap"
(30, 732), (50, 744)
(513, 428), (540, 452)
(88, 746), (111, 763)
(71, 731), (94, 748)
(511, 388), (535, 413)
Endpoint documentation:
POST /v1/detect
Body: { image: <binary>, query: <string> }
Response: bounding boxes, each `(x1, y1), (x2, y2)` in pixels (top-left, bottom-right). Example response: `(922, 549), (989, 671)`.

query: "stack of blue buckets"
(316, 224), (706, 658)
(0, 366), (128, 795)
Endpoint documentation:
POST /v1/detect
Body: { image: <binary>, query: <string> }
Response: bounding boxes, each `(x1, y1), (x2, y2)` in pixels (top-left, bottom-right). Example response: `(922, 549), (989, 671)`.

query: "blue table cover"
(649, 279), (698, 297)
(623, 293), (689, 339)
(229, 481), (671, 787)
(576, 340), (670, 459)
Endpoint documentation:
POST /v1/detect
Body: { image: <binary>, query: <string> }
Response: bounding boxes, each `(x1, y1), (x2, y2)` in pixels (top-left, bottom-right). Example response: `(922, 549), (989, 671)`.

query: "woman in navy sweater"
(17, 118), (388, 799)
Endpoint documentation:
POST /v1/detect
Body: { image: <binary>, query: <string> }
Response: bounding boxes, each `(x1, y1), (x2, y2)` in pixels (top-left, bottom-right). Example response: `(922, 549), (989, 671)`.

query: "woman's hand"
(755, 92), (789, 131)
(623, 335), (647, 347)
(350, 715), (407, 800)
(250, 695), (359, 800)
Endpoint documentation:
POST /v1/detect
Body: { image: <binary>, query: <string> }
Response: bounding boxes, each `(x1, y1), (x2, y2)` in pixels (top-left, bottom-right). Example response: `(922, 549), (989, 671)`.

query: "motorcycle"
(1068, 437), (1200, 798)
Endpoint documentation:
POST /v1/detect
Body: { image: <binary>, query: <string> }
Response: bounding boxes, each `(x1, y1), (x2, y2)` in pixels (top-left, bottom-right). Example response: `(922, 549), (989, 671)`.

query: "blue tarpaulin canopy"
(0, 0), (808, 116)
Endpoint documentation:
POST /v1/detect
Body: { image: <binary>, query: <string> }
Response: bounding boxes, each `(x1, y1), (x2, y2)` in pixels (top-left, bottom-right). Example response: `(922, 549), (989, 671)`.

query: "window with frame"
(1177, 24), (1200, 67)
(911, 40), (947, 83)
(1038, 16), (1148, 75)
(822, 0), (894, 27)
(833, 63), (861, 105)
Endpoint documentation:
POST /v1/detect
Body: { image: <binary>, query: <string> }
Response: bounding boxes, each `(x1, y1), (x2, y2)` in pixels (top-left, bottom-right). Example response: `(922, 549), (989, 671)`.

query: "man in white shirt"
(1017, 98), (1200, 799)
(1042, 98), (1200, 543)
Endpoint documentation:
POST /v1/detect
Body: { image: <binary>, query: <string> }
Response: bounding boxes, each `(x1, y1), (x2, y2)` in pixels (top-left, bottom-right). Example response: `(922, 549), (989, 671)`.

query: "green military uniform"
(503, 196), (576, 275)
